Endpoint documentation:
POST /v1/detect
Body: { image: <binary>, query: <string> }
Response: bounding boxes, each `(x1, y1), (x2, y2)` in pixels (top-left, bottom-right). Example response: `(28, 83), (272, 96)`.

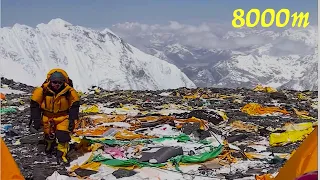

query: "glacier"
(0, 18), (196, 92)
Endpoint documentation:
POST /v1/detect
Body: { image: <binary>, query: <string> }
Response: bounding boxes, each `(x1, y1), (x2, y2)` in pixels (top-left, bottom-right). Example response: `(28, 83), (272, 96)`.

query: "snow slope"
(111, 22), (318, 91)
(0, 19), (195, 91)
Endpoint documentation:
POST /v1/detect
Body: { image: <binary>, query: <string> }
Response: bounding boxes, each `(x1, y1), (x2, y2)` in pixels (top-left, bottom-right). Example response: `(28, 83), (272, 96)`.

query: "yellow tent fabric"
(0, 138), (25, 180)
(253, 84), (277, 93)
(274, 126), (318, 180)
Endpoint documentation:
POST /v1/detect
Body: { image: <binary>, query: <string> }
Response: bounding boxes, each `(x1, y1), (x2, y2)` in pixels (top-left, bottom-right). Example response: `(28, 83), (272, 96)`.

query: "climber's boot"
(56, 142), (70, 165)
(44, 135), (56, 157)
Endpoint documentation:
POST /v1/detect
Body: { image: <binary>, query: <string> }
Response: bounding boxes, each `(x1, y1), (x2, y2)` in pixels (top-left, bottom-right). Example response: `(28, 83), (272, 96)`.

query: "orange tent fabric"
(1, 138), (25, 180)
(0, 93), (5, 100)
(255, 174), (274, 180)
(274, 126), (318, 180)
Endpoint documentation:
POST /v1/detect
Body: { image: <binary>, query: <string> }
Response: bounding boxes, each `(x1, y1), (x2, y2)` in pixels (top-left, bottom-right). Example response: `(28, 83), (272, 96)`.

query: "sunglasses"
(51, 81), (63, 85)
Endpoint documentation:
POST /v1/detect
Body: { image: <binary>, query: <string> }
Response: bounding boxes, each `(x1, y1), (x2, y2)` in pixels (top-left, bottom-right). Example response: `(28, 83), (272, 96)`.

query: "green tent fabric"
(89, 144), (224, 170)
(0, 108), (17, 115)
(85, 133), (224, 171)
(170, 144), (224, 172)
(152, 134), (191, 143)
(86, 134), (191, 146)
(199, 139), (211, 145)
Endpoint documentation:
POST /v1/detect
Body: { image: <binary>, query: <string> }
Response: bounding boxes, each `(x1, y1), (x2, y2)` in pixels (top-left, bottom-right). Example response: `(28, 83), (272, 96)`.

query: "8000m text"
(232, 8), (310, 28)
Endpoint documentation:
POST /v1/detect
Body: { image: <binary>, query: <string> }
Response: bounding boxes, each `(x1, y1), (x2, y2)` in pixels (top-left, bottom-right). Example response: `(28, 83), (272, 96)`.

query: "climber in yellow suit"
(29, 68), (80, 165)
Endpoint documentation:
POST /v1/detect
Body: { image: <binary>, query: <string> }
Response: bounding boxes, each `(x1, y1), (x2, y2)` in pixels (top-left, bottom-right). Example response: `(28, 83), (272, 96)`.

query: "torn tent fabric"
(1, 138), (25, 180)
(257, 126), (318, 180)
(170, 144), (224, 172)
(0, 92), (5, 100)
(274, 126), (318, 180)
(296, 171), (318, 180)
(0, 107), (17, 115)
(255, 174), (274, 180)
(241, 103), (289, 116)
(86, 134), (192, 146)
(253, 84), (277, 93)
(89, 144), (224, 171)
(269, 123), (315, 146)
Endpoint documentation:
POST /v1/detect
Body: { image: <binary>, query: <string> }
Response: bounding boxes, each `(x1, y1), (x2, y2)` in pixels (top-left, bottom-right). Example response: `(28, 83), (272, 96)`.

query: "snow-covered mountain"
(111, 22), (318, 91)
(0, 19), (196, 91)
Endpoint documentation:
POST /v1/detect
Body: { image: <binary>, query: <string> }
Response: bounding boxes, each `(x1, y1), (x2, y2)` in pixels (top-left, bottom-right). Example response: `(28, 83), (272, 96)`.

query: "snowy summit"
(0, 18), (196, 92)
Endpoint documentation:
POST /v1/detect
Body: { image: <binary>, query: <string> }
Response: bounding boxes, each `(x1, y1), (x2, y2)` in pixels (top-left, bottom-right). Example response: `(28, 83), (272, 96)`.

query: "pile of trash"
(0, 78), (318, 180)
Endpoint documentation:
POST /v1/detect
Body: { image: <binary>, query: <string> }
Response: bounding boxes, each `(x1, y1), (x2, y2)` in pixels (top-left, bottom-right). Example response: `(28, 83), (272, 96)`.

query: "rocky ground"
(0, 77), (318, 180)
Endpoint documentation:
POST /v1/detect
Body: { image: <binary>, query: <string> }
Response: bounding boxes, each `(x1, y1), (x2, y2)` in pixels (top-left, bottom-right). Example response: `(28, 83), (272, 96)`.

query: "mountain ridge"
(0, 18), (196, 92)
(110, 22), (318, 91)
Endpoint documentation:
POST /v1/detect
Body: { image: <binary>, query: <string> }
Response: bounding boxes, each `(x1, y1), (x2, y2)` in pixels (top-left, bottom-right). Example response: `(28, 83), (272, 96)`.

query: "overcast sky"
(1, 0), (318, 28)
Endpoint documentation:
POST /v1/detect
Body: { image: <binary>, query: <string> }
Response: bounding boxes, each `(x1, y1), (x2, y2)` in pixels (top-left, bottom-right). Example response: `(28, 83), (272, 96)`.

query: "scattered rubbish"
(269, 126), (314, 146)
(241, 103), (289, 116)
(0, 107), (17, 115)
(46, 171), (77, 180)
(112, 168), (137, 178)
(139, 147), (183, 163)
(74, 168), (98, 178)
(0, 92), (6, 100)
(0, 80), (318, 180)
(253, 84), (277, 93)
(1, 124), (13, 132)
(230, 120), (258, 132)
